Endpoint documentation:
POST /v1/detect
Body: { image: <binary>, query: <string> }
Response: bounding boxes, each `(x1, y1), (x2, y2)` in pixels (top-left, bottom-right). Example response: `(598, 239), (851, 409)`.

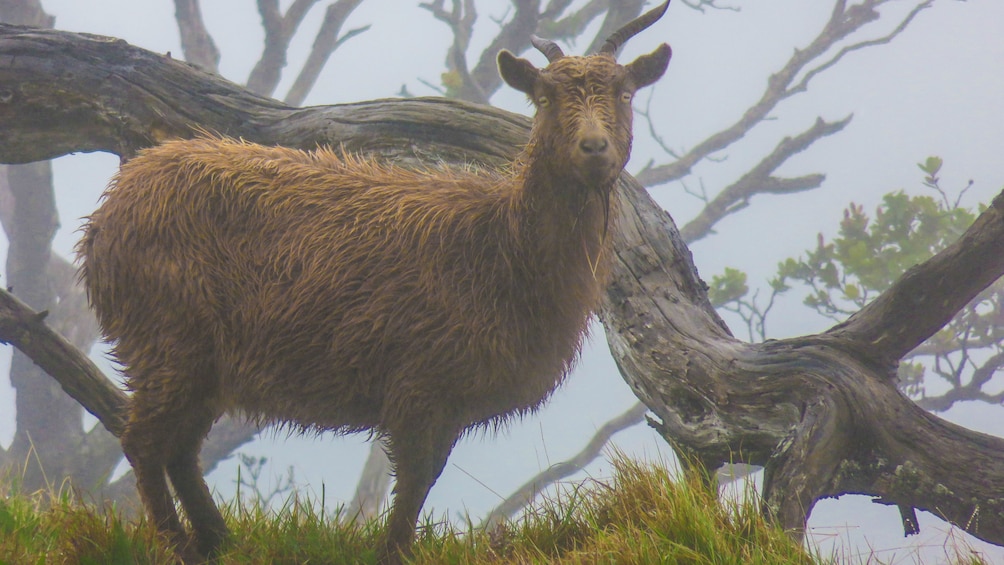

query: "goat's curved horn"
(531, 35), (565, 63)
(599, 0), (670, 55)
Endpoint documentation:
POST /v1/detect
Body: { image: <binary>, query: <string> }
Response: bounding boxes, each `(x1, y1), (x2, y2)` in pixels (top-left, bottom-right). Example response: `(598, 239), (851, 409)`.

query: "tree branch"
(914, 350), (1004, 412)
(0, 286), (128, 436)
(246, 0), (321, 97)
(538, 0), (607, 41)
(828, 189), (1004, 367)
(634, 0), (924, 188)
(790, 1), (932, 96)
(679, 116), (850, 243)
(44, 252), (124, 486)
(283, 0), (368, 106)
(345, 439), (392, 523)
(604, 172), (1004, 544)
(481, 401), (648, 528)
(421, 0), (486, 103)
(172, 0), (220, 72)
(584, 0), (642, 56)
(463, 0), (540, 102)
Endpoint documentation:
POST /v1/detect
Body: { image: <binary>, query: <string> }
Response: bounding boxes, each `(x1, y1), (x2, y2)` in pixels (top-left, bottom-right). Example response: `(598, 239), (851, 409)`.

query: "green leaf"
(918, 156), (943, 176)
(819, 262), (840, 288)
(708, 267), (749, 307)
(843, 283), (860, 300)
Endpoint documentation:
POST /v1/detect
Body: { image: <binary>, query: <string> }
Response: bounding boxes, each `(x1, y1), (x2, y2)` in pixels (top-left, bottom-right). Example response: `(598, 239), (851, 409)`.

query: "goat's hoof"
(175, 542), (209, 565)
(375, 545), (407, 565)
(194, 529), (228, 559)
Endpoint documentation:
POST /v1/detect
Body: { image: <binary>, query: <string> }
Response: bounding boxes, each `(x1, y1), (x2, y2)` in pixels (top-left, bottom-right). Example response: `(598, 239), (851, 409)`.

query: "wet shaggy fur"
(76, 10), (671, 563)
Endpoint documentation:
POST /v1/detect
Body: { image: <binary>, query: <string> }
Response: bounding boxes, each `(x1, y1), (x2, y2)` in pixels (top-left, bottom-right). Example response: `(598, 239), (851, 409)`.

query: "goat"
(75, 2), (671, 562)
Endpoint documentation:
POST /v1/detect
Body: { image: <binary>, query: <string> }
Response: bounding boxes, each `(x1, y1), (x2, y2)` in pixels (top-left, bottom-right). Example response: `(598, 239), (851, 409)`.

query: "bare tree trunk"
(0, 0), (128, 496)
(345, 439), (392, 523)
(3, 161), (75, 489)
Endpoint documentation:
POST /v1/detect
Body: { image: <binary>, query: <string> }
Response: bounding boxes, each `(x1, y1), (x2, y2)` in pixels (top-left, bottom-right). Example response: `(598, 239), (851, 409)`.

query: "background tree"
(710, 158), (1004, 409)
(0, 0), (1002, 560)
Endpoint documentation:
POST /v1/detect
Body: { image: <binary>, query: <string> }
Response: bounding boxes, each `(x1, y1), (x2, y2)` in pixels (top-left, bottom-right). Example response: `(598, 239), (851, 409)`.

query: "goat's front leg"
(379, 425), (460, 565)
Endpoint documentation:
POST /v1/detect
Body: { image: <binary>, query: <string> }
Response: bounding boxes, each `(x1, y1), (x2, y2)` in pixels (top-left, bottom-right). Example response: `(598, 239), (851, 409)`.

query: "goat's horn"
(531, 35), (565, 63)
(599, 0), (670, 55)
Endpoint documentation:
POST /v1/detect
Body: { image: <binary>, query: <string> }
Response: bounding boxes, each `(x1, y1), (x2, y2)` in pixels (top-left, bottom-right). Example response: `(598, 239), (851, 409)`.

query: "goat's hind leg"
(120, 405), (187, 550)
(122, 362), (226, 560)
(165, 406), (229, 557)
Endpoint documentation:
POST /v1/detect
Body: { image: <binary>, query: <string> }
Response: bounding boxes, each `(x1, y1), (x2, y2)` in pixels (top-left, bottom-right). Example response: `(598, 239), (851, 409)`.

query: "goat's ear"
(625, 43), (671, 89)
(498, 50), (540, 96)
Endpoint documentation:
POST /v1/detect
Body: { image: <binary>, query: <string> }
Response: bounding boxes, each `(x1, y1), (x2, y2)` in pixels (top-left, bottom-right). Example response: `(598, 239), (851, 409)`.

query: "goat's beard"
(570, 159), (620, 241)
(597, 185), (612, 244)
(572, 158), (622, 189)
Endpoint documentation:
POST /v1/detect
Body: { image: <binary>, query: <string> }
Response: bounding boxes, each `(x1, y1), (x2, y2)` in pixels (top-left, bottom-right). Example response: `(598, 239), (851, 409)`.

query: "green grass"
(0, 459), (987, 564)
(0, 478), (174, 564)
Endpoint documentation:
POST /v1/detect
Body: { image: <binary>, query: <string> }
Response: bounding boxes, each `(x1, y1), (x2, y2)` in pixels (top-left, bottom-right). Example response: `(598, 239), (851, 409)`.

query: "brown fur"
(76, 10), (670, 563)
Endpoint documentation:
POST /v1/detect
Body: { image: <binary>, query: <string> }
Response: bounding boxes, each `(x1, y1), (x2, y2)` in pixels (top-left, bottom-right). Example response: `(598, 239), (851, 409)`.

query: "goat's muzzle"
(572, 126), (620, 187)
(578, 133), (609, 156)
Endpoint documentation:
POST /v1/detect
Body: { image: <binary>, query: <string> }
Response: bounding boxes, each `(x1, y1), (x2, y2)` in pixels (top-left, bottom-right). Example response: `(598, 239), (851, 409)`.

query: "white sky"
(2, 1), (1003, 562)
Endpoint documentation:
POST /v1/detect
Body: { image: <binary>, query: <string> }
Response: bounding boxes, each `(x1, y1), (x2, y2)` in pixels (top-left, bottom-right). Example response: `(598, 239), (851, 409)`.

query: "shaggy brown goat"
(76, 2), (671, 562)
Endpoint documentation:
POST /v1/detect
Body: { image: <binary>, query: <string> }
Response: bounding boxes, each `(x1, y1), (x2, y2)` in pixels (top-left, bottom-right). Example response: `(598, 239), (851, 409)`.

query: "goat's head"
(498, 1), (672, 188)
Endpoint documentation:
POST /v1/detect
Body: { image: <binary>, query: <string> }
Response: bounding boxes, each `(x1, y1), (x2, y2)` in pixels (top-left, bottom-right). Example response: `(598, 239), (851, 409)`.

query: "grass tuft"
(408, 457), (815, 564)
(0, 458), (989, 564)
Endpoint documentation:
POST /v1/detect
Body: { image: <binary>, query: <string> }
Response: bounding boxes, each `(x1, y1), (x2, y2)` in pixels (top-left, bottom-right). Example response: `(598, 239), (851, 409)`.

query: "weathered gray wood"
(602, 153), (1004, 542)
(1, 23), (1003, 547)
(0, 25), (526, 164)
(0, 285), (128, 435)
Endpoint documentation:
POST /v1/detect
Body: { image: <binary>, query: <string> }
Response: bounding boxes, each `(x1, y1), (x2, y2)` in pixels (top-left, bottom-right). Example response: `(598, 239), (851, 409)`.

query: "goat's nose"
(579, 135), (609, 155)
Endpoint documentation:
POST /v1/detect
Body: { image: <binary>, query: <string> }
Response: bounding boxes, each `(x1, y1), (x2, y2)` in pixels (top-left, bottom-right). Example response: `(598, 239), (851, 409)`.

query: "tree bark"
(601, 172), (1004, 543)
(1, 24), (1003, 547)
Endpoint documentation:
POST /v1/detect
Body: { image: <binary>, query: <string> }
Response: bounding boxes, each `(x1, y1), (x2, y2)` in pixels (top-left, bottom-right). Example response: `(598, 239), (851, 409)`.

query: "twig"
(790, 1), (933, 96)
(681, 0), (739, 13)
(638, 87), (680, 160)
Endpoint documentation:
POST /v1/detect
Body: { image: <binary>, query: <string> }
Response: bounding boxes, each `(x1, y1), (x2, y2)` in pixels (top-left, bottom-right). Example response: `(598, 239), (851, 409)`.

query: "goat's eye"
(536, 96), (550, 107)
(620, 92), (633, 104)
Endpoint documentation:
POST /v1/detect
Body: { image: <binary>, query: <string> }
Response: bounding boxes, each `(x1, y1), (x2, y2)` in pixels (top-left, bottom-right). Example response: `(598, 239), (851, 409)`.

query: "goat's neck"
(511, 143), (614, 281)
